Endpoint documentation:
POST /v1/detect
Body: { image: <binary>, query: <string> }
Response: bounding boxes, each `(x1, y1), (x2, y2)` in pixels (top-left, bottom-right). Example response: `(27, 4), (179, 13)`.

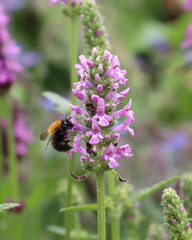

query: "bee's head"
(62, 118), (74, 129)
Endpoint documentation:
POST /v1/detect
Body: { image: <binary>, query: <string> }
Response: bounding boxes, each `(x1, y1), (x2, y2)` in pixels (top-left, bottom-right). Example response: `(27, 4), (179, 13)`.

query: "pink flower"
(116, 144), (133, 157)
(93, 98), (112, 126)
(102, 143), (120, 168)
(113, 116), (135, 137)
(183, 0), (192, 11)
(181, 24), (192, 49)
(86, 120), (103, 144)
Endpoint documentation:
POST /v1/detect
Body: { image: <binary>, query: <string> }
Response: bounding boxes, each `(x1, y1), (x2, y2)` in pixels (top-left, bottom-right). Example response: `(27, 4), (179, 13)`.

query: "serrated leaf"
(42, 91), (71, 114)
(60, 204), (97, 212)
(0, 203), (20, 212)
(133, 176), (180, 202)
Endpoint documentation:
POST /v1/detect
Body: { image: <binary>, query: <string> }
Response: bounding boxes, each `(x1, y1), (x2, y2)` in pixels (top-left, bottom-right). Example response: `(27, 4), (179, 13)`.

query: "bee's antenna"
(45, 138), (52, 150)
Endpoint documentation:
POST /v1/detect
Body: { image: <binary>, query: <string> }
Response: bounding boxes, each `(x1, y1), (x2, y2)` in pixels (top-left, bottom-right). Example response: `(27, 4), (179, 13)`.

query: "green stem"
(107, 172), (120, 240)
(5, 96), (20, 200)
(64, 156), (75, 240)
(96, 171), (106, 240)
(5, 95), (22, 240)
(70, 16), (78, 106)
(64, 15), (78, 240)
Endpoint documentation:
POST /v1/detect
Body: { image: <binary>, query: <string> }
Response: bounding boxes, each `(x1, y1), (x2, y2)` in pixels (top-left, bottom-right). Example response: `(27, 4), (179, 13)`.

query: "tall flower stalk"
(69, 46), (134, 239)
(49, 1), (81, 239)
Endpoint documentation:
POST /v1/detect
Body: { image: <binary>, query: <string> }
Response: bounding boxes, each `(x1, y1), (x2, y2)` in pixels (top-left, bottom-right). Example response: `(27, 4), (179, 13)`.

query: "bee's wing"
(40, 131), (49, 141)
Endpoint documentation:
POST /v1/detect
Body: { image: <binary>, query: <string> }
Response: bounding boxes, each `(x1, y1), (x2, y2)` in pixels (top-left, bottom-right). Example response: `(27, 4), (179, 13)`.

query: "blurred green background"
(0, 0), (192, 239)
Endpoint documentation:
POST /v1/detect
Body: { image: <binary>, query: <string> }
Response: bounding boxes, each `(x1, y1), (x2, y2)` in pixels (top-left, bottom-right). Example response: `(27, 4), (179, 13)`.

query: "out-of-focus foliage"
(0, 0), (192, 239)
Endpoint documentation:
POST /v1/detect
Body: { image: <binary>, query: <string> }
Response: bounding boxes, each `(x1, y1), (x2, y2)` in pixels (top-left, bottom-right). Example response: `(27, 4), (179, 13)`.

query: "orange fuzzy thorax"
(48, 120), (62, 135)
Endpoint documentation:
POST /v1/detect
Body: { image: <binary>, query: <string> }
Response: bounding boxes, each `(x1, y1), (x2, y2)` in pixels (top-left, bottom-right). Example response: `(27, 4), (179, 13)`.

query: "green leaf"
(0, 203), (20, 212)
(47, 225), (98, 239)
(133, 176), (180, 202)
(42, 91), (71, 114)
(60, 204), (97, 212)
(47, 225), (65, 236)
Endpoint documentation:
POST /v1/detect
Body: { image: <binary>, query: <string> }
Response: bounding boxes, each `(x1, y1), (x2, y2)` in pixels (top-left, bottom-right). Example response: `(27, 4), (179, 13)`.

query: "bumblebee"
(40, 117), (74, 152)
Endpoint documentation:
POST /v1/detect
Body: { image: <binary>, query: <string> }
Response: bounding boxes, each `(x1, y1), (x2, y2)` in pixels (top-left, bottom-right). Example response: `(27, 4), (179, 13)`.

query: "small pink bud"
(171, 219), (177, 224)
(92, 47), (97, 54)
(104, 135), (110, 140)
(96, 84), (103, 93)
(98, 64), (103, 72)
(180, 206), (185, 212)
(83, 26), (88, 31)
(87, 60), (94, 68)
(93, 17), (97, 22)
(112, 133), (120, 139)
(185, 223), (191, 230)
(95, 73), (101, 81)
(81, 156), (88, 162)
(91, 94), (100, 103)
(95, 29), (102, 36)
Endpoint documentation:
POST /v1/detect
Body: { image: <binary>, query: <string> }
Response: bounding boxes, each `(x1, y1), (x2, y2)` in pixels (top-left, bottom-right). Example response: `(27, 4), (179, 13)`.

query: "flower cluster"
(162, 188), (192, 240)
(183, 0), (192, 11)
(81, 0), (110, 52)
(70, 47), (134, 171)
(0, 5), (23, 94)
(49, 0), (83, 16)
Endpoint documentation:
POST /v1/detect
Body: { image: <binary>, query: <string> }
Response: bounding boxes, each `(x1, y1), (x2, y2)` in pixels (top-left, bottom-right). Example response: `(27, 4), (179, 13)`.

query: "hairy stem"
(96, 171), (106, 240)
(107, 172), (120, 240)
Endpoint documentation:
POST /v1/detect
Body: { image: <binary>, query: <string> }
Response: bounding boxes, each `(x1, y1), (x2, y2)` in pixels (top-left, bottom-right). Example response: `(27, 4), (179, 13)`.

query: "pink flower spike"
(93, 98), (112, 126)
